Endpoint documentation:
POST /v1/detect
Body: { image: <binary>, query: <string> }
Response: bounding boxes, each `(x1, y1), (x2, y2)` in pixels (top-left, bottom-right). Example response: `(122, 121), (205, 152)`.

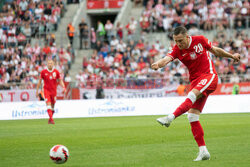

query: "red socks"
(173, 98), (193, 118)
(47, 109), (53, 120)
(190, 121), (205, 146)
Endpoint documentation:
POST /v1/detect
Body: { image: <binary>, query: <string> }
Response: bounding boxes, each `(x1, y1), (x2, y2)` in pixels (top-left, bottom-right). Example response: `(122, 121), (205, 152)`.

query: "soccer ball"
(49, 145), (69, 164)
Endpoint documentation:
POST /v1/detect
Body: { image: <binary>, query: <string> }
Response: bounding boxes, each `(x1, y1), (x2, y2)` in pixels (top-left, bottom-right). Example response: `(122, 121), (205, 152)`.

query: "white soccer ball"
(49, 145), (69, 164)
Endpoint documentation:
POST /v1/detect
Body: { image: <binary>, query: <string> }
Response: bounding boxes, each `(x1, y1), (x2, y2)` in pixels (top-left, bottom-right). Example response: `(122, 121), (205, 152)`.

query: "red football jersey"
(167, 35), (217, 81)
(40, 68), (60, 95)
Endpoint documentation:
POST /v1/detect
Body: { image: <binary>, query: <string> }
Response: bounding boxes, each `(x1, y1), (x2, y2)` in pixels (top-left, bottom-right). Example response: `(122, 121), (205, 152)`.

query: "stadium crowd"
(0, 0), (74, 90)
(0, 0), (66, 39)
(75, 0), (249, 88)
(139, 0), (249, 32)
(0, 0), (249, 90)
(76, 24), (249, 88)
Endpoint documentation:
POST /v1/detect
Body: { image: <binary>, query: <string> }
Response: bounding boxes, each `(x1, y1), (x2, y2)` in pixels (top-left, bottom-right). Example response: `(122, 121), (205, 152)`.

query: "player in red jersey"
(36, 60), (66, 124)
(151, 26), (240, 161)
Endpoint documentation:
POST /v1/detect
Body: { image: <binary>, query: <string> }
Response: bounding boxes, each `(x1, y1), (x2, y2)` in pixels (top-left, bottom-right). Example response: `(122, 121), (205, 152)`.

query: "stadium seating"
(0, 0), (74, 89)
(75, 27), (249, 88)
(140, 0), (249, 32)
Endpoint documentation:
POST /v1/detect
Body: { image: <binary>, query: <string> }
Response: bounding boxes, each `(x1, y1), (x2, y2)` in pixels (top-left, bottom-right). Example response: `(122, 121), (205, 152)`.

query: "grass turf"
(0, 113), (250, 167)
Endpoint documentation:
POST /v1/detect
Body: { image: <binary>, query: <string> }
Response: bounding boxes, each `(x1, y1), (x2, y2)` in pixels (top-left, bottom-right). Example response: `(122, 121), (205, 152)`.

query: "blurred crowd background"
(0, 0), (249, 91)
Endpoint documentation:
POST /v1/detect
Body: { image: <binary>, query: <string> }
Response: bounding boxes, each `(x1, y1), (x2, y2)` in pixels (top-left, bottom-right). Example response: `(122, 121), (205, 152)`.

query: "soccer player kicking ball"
(36, 60), (66, 124)
(151, 26), (240, 161)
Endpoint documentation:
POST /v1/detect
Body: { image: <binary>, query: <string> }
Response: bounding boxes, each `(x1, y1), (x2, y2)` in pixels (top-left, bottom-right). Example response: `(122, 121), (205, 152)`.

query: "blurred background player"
(151, 26), (240, 161)
(36, 60), (66, 124)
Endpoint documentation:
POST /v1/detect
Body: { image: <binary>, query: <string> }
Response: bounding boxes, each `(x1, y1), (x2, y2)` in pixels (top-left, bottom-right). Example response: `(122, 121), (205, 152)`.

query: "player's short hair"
(173, 26), (187, 35)
(47, 59), (54, 62)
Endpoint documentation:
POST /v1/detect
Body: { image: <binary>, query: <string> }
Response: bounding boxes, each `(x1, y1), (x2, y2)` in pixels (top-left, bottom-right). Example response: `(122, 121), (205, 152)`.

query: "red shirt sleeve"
(166, 45), (179, 60)
(200, 35), (212, 50)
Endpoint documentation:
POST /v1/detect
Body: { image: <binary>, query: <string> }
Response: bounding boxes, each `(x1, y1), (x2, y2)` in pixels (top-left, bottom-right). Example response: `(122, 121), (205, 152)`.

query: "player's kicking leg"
(157, 74), (217, 126)
(157, 74), (217, 161)
(157, 89), (200, 127)
(156, 114), (175, 127)
(188, 109), (210, 161)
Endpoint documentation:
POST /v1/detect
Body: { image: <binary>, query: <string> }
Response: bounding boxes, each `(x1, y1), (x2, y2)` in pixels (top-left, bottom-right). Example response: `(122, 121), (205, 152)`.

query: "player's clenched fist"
(232, 53), (240, 63)
(151, 62), (159, 70)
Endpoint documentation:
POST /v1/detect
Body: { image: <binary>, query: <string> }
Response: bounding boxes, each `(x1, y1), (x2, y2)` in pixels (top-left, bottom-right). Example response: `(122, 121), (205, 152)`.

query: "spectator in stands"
(116, 21), (123, 40)
(188, 26), (199, 36)
(67, 22), (75, 46)
(140, 0), (249, 33)
(90, 27), (96, 49)
(7, 31), (17, 47)
(64, 73), (72, 82)
(116, 39), (127, 53)
(82, 57), (88, 69)
(163, 13), (173, 32)
(17, 32), (27, 47)
(0, 0), (72, 90)
(97, 21), (105, 42)
(126, 17), (137, 40)
(51, 43), (58, 60)
(21, 23), (32, 43)
(230, 72), (240, 83)
(42, 43), (51, 58)
(82, 25), (89, 49)
(19, 0), (28, 12)
(110, 35), (119, 48)
(95, 41), (102, 52)
(105, 20), (113, 42)
(104, 53), (114, 67)
(232, 82), (240, 95)
(79, 18), (87, 50)
(140, 13), (150, 32)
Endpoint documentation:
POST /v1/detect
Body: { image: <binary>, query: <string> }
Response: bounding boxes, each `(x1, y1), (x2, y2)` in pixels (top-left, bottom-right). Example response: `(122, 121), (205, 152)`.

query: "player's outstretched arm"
(209, 46), (240, 62)
(151, 56), (172, 70)
(36, 78), (42, 98)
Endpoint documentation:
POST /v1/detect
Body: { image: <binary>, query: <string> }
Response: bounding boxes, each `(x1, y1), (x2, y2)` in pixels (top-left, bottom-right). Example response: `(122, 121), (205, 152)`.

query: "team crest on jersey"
(190, 52), (197, 60)
(53, 72), (56, 78)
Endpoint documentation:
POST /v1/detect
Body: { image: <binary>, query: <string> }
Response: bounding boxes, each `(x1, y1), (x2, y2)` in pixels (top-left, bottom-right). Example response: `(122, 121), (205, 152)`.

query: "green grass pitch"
(1, 113), (250, 167)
